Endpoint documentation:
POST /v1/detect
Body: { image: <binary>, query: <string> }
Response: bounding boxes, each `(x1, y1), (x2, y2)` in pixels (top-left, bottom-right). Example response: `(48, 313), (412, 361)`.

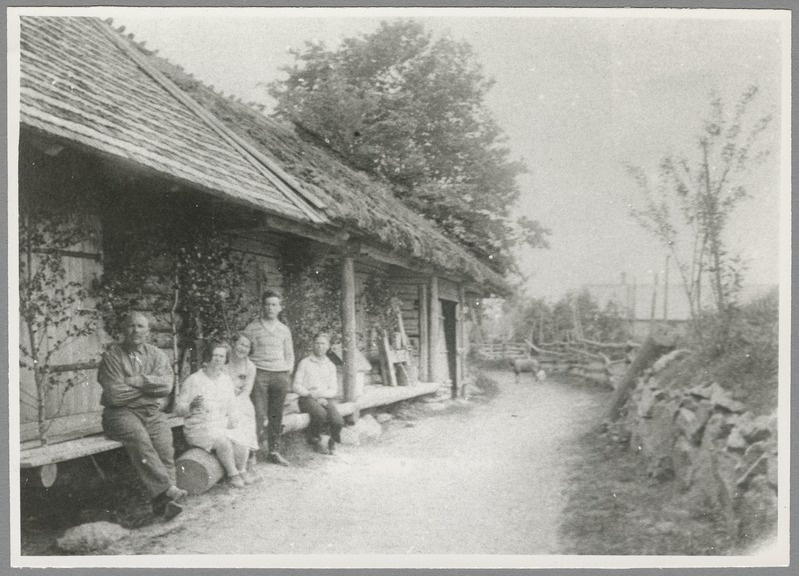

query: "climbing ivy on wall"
(278, 240), (341, 362)
(94, 201), (250, 379)
(360, 271), (399, 337)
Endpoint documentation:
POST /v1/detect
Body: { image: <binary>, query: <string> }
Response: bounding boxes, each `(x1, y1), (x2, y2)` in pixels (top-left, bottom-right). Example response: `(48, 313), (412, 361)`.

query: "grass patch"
(560, 428), (736, 555)
(559, 291), (779, 555)
(658, 289), (778, 415)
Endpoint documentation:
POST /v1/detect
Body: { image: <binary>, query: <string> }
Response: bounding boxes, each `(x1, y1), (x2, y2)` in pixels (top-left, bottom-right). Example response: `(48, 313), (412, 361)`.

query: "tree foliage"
(507, 289), (628, 344)
(269, 20), (550, 273)
(360, 271), (399, 337)
(19, 193), (99, 445)
(278, 241), (342, 362)
(95, 202), (250, 378)
(627, 85), (773, 335)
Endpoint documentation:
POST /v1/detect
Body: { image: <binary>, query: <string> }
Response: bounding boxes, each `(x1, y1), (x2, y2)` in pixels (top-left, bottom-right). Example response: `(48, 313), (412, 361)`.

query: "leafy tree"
(508, 289), (628, 344)
(627, 85), (773, 334)
(269, 20), (549, 274)
(593, 299), (628, 343)
(572, 289), (627, 342)
(550, 298), (576, 342)
(19, 194), (98, 445)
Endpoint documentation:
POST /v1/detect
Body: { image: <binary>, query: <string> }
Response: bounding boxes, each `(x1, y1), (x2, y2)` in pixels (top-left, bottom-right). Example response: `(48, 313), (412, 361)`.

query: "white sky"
(97, 7), (787, 300)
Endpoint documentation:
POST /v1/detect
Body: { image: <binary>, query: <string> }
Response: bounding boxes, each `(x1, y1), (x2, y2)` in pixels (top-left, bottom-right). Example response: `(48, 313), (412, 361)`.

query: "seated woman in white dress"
(223, 333), (259, 468)
(175, 341), (252, 488)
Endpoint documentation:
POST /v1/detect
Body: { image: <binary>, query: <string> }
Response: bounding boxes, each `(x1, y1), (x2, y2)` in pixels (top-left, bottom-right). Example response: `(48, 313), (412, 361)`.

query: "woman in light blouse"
(223, 333), (259, 468)
(175, 341), (252, 488)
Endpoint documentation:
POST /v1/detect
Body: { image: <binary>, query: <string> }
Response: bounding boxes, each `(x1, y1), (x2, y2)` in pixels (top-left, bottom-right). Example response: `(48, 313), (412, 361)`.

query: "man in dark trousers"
(244, 290), (294, 466)
(98, 312), (187, 521)
(293, 332), (344, 455)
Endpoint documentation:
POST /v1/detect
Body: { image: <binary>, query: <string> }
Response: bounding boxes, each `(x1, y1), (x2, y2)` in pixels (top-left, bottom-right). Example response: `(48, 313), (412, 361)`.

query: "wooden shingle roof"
(19, 16), (324, 224)
(18, 16), (505, 290)
(143, 41), (507, 289)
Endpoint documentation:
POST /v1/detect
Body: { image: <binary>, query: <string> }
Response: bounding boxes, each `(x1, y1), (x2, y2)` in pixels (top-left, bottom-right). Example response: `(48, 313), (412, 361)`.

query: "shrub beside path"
(107, 370), (606, 555)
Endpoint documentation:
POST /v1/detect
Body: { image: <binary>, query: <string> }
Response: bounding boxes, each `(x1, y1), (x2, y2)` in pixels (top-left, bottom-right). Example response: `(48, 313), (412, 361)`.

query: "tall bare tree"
(627, 85), (773, 335)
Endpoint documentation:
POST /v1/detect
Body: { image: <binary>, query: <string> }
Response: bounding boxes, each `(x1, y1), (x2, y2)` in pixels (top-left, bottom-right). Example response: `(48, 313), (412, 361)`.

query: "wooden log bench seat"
(20, 381), (440, 490)
(176, 381), (440, 494)
(176, 401), (359, 494)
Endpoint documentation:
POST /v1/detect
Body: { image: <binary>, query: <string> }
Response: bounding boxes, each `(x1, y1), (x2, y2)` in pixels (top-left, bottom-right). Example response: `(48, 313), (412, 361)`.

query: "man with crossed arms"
(98, 312), (187, 521)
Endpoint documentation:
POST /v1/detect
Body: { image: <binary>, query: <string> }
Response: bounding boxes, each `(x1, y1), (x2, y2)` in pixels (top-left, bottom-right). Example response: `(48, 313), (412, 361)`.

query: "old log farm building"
(17, 17), (505, 484)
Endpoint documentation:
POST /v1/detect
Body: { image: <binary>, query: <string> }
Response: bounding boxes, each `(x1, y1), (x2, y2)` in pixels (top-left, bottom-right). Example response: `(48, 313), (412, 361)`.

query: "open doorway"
(441, 300), (458, 395)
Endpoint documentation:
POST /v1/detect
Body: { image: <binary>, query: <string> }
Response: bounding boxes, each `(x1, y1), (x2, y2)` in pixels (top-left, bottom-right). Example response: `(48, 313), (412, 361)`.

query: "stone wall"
(619, 350), (777, 542)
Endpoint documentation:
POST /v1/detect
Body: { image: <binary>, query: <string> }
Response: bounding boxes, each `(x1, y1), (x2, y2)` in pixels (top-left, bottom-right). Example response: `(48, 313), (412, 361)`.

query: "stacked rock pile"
(620, 351), (777, 540)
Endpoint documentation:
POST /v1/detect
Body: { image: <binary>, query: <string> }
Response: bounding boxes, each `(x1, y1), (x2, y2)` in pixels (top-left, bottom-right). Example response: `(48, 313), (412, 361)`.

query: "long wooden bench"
(19, 415), (186, 488)
(19, 415), (185, 470)
(20, 382), (440, 488)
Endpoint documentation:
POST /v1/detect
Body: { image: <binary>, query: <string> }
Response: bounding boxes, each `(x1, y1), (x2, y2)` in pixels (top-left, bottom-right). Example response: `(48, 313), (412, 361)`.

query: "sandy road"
(109, 370), (604, 556)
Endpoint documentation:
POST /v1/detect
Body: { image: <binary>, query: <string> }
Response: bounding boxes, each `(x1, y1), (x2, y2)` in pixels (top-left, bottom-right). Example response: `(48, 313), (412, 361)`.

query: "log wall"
(224, 229), (285, 331)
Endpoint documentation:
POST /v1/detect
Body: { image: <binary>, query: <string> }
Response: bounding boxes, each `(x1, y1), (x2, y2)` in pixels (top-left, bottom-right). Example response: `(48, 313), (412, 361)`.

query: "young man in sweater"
(243, 290), (294, 466)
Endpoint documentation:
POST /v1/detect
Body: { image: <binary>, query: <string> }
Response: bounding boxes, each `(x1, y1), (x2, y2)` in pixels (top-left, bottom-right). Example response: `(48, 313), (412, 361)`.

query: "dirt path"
(108, 371), (605, 555)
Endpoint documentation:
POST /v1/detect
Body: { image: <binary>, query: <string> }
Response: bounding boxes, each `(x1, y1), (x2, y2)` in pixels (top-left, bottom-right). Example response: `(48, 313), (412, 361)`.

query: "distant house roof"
(18, 16), (505, 291)
(19, 16), (324, 224)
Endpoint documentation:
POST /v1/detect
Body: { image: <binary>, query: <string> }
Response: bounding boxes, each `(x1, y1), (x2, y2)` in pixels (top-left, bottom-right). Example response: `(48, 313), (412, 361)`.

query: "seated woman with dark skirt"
(175, 341), (252, 488)
(292, 332), (344, 455)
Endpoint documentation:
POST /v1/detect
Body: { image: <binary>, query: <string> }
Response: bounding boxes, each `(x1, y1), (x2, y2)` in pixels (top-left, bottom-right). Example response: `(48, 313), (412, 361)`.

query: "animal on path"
(510, 357), (541, 384)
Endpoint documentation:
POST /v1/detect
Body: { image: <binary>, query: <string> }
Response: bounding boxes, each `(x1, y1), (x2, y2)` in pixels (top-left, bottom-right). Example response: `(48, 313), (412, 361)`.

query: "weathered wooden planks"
(19, 383), (438, 472)
(19, 415), (185, 468)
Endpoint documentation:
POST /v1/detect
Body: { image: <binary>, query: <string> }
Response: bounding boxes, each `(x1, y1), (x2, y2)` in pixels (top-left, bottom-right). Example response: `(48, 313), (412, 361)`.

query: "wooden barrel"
(176, 448), (224, 495)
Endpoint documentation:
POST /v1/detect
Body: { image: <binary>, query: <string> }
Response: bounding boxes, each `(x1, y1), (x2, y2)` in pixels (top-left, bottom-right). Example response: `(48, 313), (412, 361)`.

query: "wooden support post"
(663, 255), (670, 321)
(538, 306), (545, 343)
(455, 285), (468, 396)
(428, 276), (442, 383)
(650, 272), (659, 328)
(379, 331), (398, 387)
(418, 284), (429, 382)
(341, 255), (358, 404)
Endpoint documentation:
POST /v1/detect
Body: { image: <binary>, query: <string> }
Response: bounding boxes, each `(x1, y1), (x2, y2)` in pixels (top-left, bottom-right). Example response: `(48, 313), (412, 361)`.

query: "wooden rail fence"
(477, 338), (640, 387)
